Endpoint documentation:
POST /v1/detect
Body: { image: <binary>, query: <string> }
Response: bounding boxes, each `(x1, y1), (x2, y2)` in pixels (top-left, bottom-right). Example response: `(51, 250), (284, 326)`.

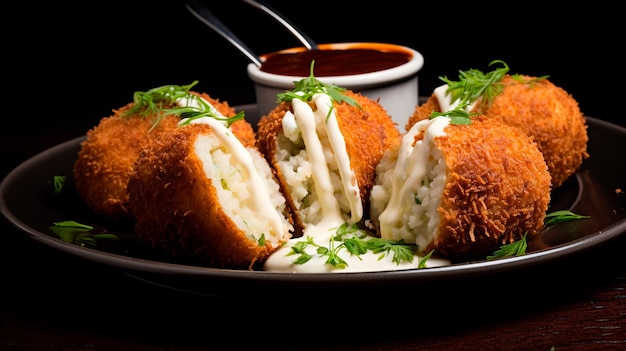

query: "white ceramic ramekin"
(247, 42), (424, 129)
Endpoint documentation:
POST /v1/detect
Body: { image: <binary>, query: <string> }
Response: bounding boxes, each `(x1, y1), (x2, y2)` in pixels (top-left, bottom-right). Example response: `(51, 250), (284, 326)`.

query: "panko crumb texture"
(429, 116), (552, 260)
(73, 92), (254, 223)
(407, 75), (589, 189)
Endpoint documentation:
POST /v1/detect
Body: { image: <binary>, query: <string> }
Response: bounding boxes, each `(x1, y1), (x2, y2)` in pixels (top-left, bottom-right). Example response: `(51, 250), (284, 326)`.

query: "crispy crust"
(477, 75), (589, 188)
(127, 123), (286, 269)
(255, 103), (302, 230)
(429, 116), (552, 260)
(405, 93), (441, 131)
(256, 91), (400, 233)
(407, 76), (589, 188)
(73, 92), (254, 222)
(73, 104), (180, 222)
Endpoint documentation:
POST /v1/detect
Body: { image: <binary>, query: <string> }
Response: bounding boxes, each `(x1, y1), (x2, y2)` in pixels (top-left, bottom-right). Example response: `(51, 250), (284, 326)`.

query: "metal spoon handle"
(186, 0), (263, 67)
(241, 0), (319, 50)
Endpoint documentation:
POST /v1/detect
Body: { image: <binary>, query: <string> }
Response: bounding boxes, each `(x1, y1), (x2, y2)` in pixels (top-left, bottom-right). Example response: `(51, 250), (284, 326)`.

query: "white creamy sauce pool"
(263, 93), (450, 273)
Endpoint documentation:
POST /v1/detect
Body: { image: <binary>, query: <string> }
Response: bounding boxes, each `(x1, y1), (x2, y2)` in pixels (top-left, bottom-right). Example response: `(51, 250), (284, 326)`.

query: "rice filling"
(275, 94), (362, 226)
(370, 116), (450, 250)
(192, 126), (291, 247)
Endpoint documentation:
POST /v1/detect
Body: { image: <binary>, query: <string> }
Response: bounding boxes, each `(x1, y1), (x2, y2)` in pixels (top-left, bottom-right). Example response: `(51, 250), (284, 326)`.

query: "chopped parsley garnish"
(257, 233), (266, 247)
(123, 81), (199, 117)
(435, 109), (474, 126)
(543, 210), (591, 227)
(171, 100), (245, 128)
(277, 61), (360, 110)
(486, 210), (590, 260)
(220, 178), (229, 190)
(50, 220), (118, 248)
(120, 80), (244, 131)
(53, 175), (66, 194)
(430, 60), (548, 125)
(286, 222), (421, 269)
(486, 232), (528, 260)
(418, 250), (434, 268)
(362, 237), (417, 265)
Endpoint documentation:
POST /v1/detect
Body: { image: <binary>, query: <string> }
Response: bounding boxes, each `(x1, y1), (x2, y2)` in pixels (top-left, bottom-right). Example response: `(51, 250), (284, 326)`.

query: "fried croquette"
(370, 115), (552, 261)
(127, 121), (293, 269)
(477, 75), (588, 188)
(73, 104), (180, 222)
(256, 89), (400, 235)
(73, 88), (254, 222)
(407, 74), (589, 188)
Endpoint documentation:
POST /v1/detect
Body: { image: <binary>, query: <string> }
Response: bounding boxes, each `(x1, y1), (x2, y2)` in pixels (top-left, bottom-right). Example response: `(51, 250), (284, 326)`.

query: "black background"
(2, 4), (625, 349)
(3, 0), (623, 178)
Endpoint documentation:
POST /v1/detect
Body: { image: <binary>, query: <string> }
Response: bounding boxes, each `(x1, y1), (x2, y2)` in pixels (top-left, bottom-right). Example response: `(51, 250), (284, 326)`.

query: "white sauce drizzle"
(317, 97), (362, 223)
(377, 117), (450, 239)
(291, 96), (344, 221)
(433, 84), (479, 112)
(264, 94), (450, 273)
(176, 97), (286, 240)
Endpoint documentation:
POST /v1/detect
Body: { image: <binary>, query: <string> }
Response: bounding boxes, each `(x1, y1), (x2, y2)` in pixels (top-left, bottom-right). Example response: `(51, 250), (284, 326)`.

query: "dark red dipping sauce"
(260, 48), (412, 77)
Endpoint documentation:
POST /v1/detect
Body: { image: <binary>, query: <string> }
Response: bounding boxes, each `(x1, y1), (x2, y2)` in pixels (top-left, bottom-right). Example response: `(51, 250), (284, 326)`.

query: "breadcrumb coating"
(430, 116), (551, 260)
(73, 92), (254, 222)
(127, 123), (292, 269)
(478, 75), (588, 188)
(406, 75), (588, 188)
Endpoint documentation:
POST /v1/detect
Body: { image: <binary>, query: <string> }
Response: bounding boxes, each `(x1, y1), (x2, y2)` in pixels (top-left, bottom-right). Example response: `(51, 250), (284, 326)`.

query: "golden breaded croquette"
(257, 88), (400, 235)
(477, 75), (589, 188)
(370, 115), (552, 261)
(73, 104), (180, 222)
(73, 83), (255, 222)
(127, 122), (293, 269)
(407, 71), (588, 189)
(429, 115), (551, 259)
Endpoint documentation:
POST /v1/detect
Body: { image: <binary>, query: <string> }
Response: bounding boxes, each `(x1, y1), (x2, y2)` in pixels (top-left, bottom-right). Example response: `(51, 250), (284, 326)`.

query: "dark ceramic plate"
(2, 105), (625, 302)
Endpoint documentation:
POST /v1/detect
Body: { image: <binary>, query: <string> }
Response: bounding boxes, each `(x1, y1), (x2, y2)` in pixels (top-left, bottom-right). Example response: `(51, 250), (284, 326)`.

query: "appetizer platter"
(1, 107), (625, 301)
(2, 61), (625, 301)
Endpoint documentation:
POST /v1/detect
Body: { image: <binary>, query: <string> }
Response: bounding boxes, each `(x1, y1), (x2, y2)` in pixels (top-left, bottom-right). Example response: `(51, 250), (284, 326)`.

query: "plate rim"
(1, 116), (625, 286)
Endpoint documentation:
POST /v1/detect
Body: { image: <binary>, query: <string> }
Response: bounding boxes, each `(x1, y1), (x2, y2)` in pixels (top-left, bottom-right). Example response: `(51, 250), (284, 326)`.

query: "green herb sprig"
(122, 81), (198, 120)
(430, 60), (511, 124)
(486, 210), (590, 260)
(286, 222), (421, 269)
(418, 250), (434, 268)
(430, 60), (551, 125)
(172, 101), (245, 128)
(487, 232), (528, 260)
(53, 175), (66, 194)
(121, 80), (244, 130)
(50, 220), (118, 248)
(543, 210), (591, 227)
(277, 61), (360, 109)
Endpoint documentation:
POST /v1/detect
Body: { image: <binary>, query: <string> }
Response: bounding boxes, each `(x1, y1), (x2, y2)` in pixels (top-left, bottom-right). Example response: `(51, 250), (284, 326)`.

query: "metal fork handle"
(241, 0), (319, 50)
(186, 0), (263, 66)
